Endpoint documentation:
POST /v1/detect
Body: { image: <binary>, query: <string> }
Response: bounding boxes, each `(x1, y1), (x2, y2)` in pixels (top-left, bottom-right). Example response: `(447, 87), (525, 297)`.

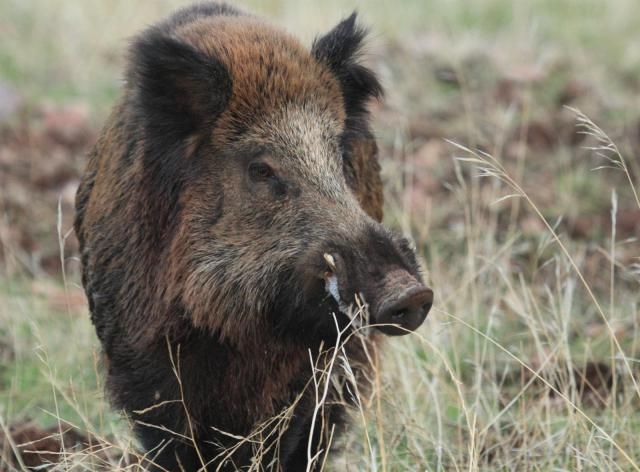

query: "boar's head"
(80, 10), (433, 349)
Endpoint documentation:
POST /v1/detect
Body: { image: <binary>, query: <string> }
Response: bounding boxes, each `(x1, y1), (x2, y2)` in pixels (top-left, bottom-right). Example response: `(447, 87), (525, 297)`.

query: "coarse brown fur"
(75, 3), (430, 470)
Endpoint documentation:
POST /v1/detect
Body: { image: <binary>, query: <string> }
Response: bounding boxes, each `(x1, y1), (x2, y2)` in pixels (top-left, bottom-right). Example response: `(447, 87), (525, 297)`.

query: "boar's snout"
(314, 226), (433, 336)
(373, 270), (433, 336)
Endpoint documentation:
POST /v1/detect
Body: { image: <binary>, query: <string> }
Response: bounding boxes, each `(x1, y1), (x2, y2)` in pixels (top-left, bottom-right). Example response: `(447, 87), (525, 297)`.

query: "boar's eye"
(248, 162), (275, 181)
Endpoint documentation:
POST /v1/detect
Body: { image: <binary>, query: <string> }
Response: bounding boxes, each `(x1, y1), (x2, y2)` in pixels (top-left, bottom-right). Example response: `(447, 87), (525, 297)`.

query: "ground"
(0, 1), (639, 470)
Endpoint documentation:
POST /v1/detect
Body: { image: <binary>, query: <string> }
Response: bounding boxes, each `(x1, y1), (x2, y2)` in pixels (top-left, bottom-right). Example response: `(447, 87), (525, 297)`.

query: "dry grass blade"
(566, 106), (640, 210)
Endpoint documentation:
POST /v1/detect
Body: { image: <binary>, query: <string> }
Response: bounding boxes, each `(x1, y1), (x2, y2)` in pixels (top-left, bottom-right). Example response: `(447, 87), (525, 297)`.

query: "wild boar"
(75, 3), (433, 470)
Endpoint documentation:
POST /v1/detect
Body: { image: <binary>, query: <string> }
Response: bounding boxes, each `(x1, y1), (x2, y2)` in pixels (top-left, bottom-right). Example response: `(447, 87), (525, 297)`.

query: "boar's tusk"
(323, 253), (337, 272)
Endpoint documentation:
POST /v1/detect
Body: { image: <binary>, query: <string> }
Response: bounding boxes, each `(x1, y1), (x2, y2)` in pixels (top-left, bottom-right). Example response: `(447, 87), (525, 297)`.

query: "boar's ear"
(128, 27), (232, 141)
(311, 13), (383, 119)
(313, 15), (384, 222)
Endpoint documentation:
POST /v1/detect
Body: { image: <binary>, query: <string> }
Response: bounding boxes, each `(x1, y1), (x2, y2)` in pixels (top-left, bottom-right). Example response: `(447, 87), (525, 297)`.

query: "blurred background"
(0, 1), (639, 470)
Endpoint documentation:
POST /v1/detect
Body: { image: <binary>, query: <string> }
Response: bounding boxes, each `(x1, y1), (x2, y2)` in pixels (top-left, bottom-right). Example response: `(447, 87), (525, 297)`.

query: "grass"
(0, 279), (108, 425)
(1, 0), (640, 470)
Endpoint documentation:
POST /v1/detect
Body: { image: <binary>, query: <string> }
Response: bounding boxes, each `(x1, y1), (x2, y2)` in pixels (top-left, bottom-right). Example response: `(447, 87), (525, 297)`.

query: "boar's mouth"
(322, 270), (369, 334)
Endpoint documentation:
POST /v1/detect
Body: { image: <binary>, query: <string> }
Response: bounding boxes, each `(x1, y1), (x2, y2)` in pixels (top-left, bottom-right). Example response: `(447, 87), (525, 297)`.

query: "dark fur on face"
(75, 3), (431, 470)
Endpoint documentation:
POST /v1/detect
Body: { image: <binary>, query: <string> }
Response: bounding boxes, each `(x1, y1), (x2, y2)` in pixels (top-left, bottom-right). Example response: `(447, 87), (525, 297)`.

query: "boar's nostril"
(422, 300), (433, 315)
(391, 308), (408, 319)
(375, 286), (433, 336)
